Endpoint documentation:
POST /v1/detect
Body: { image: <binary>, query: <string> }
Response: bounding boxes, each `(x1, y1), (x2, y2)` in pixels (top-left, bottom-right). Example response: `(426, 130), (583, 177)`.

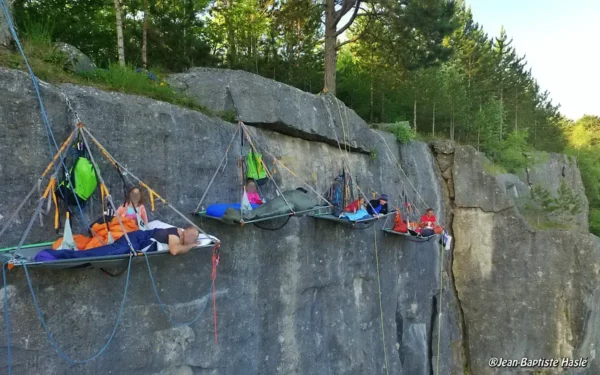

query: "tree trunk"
(370, 77), (374, 122)
(477, 98), (482, 151)
(114, 0), (125, 66)
(413, 99), (417, 134)
(514, 91), (518, 131)
(432, 99), (436, 137)
(533, 118), (537, 147)
(451, 101), (455, 141)
(324, 0), (337, 94)
(499, 87), (504, 141)
(142, 0), (148, 69)
(380, 90), (385, 122)
(0, 0), (13, 47)
(225, 0), (236, 67)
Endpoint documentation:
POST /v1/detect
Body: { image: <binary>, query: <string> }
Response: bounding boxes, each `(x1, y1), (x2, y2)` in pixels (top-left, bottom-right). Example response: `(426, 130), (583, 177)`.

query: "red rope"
(211, 243), (220, 345)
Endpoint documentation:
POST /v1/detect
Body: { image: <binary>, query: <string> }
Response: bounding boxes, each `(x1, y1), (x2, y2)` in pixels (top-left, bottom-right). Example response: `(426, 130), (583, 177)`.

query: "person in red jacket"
(420, 208), (438, 237)
(344, 197), (366, 213)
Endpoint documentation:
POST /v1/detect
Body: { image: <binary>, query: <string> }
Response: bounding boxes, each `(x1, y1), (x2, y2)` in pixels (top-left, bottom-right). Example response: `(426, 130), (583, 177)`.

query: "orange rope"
(51, 179), (59, 230)
(41, 131), (75, 178)
(42, 177), (55, 199)
(149, 189), (155, 211)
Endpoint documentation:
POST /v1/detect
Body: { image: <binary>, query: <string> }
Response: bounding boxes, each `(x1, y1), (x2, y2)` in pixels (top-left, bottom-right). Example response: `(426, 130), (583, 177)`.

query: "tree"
(142, 0), (148, 69)
(0, 0), (13, 47)
(114, 0), (125, 66)
(323, 0), (361, 95)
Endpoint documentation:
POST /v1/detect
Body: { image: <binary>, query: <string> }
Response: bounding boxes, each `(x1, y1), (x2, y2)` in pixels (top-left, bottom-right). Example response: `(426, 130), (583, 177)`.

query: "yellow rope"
(436, 240), (444, 375)
(374, 225), (390, 375)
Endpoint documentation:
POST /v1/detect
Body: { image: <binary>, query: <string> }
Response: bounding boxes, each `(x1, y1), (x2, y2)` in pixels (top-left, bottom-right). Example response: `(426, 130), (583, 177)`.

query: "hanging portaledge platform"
(311, 210), (397, 227)
(194, 206), (330, 226)
(0, 237), (218, 270)
(381, 228), (436, 242)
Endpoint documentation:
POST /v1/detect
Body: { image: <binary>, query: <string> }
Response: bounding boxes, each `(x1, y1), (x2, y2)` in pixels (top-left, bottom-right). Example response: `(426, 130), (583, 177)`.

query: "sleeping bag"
(222, 189), (318, 222)
(340, 209), (371, 222)
(206, 203), (260, 218)
(35, 229), (159, 262)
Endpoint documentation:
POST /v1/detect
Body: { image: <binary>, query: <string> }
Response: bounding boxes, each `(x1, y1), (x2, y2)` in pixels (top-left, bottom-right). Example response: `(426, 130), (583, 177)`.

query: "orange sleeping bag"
(51, 216), (139, 250)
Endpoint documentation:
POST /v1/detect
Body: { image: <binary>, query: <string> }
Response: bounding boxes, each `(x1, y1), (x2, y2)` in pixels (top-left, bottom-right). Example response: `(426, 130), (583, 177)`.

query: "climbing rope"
(195, 122), (242, 212)
(240, 122), (333, 206)
(240, 123), (295, 214)
(371, 129), (441, 226)
(82, 128), (214, 239)
(2, 262), (13, 374)
(143, 252), (212, 327)
(0, 1), (95, 235)
(373, 226), (390, 375)
(79, 130), (136, 253)
(211, 244), (220, 344)
(252, 215), (292, 230)
(0, 131), (74, 241)
(320, 94), (378, 215)
(1, 255), (133, 368)
(436, 239), (444, 375)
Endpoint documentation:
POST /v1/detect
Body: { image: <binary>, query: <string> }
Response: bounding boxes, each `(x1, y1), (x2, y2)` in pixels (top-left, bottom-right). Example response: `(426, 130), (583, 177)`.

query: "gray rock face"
(0, 0), (12, 47)
(452, 146), (514, 212)
(518, 152), (589, 230)
(167, 68), (379, 154)
(0, 67), (462, 375)
(449, 142), (600, 375)
(55, 42), (97, 74)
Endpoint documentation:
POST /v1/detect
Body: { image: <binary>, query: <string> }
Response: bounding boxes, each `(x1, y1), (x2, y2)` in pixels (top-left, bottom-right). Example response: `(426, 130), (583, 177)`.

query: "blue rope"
(0, 0), (94, 233)
(143, 252), (211, 327)
(2, 262), (13, 375)
(19, 256), (132, 364)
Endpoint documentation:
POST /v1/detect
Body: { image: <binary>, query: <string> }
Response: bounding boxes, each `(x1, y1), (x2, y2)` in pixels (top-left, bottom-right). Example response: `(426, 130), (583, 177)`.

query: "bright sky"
(467, 0), (600, 120)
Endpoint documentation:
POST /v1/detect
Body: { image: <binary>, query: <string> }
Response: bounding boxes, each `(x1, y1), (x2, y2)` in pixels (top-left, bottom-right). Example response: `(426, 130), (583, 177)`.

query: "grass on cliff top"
(0, 36), (226, 118)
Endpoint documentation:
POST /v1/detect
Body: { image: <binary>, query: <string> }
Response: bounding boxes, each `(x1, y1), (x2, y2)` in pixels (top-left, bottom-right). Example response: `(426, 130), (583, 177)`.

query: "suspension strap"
(240, 123), (295, 214)
(82, 127), (214, 239)
(211, 243), (221, 345)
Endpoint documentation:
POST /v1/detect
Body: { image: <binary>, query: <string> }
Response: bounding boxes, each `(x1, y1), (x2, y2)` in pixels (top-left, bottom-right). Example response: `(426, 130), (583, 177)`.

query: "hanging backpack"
(246, 151), (268, 186)
(56, 143), (98, 206)
(326, 175), (345, 216)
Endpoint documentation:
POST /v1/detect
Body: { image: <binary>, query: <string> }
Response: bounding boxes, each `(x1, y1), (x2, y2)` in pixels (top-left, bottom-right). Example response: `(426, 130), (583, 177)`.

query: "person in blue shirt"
(366, 194), (389, 217)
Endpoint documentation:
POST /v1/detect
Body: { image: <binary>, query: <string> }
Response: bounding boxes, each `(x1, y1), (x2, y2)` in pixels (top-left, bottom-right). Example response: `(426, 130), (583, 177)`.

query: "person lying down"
(34, 223), (216, 262)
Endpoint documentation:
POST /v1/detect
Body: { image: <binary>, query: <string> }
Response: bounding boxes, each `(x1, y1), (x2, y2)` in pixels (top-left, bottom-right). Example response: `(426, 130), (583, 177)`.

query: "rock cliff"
(0, 65), (599, 375)
(0, 67), (462, 375)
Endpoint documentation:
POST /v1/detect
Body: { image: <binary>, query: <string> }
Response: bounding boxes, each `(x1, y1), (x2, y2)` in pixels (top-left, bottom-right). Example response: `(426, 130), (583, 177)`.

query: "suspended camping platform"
(310, 210), (397, 229)
(0, 124), (219, 271)
(195, 205), (330, 226)
(0, 238), (215, 270)
(381, 228), (437, 242)
(192, 120), (333, 230)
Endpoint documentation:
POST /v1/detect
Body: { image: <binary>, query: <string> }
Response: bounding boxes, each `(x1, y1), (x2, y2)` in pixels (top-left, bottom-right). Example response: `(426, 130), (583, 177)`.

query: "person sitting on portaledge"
(366, 194), (389, 217)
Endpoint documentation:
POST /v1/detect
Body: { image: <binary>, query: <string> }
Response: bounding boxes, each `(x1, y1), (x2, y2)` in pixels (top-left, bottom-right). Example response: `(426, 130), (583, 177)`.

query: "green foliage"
(590, 209), (600, 235)
(388, 122), (415, 144)
(482, 130), (532, 172)
(370, 150), (377, 161)
(20, 16), (54, 46)
(80, 65), (208, 112)
(525, 182), (583, 230)
(556, 180), (583, 217)
(218, 110), (237, 123)
(482, 160), (507, 176)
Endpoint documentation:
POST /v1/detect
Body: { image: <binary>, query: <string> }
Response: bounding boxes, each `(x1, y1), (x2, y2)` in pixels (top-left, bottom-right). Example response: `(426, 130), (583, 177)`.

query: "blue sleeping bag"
(341, 208), (372, 222)
(205, 203), (260, 218)
(34, 229), (159, 262)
